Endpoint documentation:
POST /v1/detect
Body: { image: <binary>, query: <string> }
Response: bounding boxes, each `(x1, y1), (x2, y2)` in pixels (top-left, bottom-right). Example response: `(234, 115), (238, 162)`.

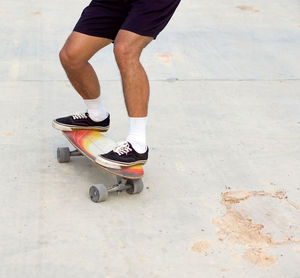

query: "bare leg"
(114, 30), (153, 117)
(59, 31), (112, 99)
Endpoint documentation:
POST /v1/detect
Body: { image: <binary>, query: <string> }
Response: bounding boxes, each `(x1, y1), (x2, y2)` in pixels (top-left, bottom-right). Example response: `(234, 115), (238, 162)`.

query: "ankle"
(127, 140), (147, 154)
(126, 117), (147, 153)
(84, 96), (108, 122)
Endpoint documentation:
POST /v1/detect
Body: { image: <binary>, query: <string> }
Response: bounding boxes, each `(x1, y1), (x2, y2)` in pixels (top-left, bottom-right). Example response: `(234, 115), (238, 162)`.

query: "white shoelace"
(72, 112), (88, 120)
(113, 141), (132, 156)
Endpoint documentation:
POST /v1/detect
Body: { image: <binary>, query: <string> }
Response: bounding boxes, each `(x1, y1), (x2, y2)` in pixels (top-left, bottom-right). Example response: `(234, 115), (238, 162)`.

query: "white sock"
(84, 96), (108, 122)
(126, 117), (147, 154)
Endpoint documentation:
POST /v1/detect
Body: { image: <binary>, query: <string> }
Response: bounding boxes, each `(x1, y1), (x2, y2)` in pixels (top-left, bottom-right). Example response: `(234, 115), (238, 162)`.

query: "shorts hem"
(119, 26), (157, 39)
(73, 28), (115, 41)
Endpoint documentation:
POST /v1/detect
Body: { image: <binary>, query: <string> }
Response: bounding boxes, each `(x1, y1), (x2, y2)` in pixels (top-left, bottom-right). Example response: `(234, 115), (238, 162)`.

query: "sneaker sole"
(95, 156), (147, 169)
(52, 120), (109, 132)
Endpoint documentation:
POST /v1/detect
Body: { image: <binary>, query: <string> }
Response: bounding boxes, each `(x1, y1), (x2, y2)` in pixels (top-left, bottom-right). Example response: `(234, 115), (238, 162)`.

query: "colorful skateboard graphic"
(56, 129), (144, 202)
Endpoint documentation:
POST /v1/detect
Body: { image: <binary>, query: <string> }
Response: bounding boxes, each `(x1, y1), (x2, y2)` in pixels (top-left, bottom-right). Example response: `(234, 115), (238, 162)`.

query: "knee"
(114, 43), (138, 68)
(59, 47), (85, 70)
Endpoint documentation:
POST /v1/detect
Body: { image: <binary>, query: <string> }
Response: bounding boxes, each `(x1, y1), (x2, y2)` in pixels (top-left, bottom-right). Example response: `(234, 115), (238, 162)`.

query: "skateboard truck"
(57, 146), (144, 203)
(89, 177), (144, 203)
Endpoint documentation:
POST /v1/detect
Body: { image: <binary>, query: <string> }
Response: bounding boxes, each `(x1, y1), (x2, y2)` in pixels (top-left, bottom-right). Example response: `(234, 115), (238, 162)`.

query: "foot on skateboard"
(96, 141), (148, 169)
(52, 112), (110, 132)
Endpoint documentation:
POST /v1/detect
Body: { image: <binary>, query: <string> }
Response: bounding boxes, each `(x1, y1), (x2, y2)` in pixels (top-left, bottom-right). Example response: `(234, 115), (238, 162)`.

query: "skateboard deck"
(62, 130), (144, 179)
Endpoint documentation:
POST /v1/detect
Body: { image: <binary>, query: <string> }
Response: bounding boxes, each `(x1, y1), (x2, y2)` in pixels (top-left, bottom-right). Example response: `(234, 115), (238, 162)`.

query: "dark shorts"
(74, 0), (181, 40)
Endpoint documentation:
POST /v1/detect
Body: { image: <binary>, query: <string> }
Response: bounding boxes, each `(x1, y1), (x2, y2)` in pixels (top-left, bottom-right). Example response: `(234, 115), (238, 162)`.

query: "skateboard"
(56, 130), (144, 203)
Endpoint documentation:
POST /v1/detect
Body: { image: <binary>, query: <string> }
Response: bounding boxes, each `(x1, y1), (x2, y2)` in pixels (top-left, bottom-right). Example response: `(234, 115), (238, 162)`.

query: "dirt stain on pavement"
(176, 161), (185, 172)
(3, 132), (13, 137)
(32, 11), (41, 16)
(213, 190), (300, 267)
(156, 53), (173, 64)
(191, 240), (210, 253)
(236, 6), (259, 13)
(243, 248), (276, 267)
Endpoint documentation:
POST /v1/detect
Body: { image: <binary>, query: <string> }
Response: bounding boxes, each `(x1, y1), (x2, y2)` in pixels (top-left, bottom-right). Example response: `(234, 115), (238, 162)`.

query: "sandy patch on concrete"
(243, 248), (276, 267)
(191, 240), (210, 253)
(3, 132), (13, 137)
(236, 6), (259, 13)
(156, 53), (174, 65)
(213, 190), (300, 267)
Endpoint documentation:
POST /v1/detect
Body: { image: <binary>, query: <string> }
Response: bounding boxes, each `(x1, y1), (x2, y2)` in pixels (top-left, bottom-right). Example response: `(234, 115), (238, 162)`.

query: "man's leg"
(96, 30), (152, 169)
(52, 31), (112, 131)
(114, 30), (153, 117)
(115, 30), (152, 152)
(59, 31), (112, 100)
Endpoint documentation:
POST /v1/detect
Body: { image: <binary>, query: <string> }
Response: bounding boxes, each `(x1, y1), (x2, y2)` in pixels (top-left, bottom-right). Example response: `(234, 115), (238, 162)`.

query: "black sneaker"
(52, 112), (110, 132)
(96, 141), (148, 169)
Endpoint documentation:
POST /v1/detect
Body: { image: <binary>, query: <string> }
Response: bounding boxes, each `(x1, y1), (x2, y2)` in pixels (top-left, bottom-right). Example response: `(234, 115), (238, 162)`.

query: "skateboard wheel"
(89, 184), (108, 203)
(57, 147), (70, 163)
(126, 179), (144, 195)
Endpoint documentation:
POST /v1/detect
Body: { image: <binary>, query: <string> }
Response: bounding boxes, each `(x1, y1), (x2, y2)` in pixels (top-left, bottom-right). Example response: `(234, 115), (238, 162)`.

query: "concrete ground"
(1, 0), (300, 277)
